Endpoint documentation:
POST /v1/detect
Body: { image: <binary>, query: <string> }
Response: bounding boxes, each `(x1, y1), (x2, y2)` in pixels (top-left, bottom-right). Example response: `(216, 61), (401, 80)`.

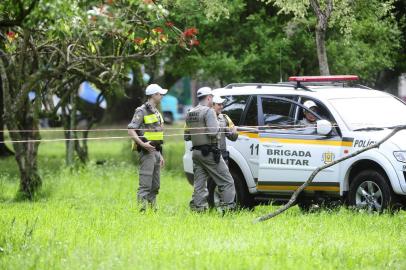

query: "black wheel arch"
(346, 159), (393, 192)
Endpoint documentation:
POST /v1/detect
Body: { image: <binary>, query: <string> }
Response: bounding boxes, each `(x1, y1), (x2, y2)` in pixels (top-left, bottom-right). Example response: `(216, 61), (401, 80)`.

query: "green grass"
(1, 128), (406, 269)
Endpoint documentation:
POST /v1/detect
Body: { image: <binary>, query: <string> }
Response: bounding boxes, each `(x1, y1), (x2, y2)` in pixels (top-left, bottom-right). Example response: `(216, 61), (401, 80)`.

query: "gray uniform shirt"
(298, 118), (317, 135)
(184, 104), (219, 146)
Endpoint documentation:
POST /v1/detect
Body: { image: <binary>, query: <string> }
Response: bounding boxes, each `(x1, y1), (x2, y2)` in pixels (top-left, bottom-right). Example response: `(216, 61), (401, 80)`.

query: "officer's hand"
(160, 155), (165, 167)
(142, 141), (156, 153)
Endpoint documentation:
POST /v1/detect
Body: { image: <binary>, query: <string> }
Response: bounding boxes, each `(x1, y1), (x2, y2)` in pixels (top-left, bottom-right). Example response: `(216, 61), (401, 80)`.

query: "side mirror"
(317, 119), (332, 135)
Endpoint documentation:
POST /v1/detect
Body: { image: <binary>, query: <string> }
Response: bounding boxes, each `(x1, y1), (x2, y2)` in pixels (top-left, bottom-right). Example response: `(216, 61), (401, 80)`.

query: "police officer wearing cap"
(184, 87), (236, 212)
(212, 95), (238, 162)
(207, 95), (239, 207)
(299, 100), (319, 134)
(128, 84), (167, 211)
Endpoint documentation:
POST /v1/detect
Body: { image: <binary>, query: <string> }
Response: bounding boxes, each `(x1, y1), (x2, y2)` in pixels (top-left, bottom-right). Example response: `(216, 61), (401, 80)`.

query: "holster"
(192, 145), (210, 156)
(212, 147), (221, 164)
(192, 144), (220, 163)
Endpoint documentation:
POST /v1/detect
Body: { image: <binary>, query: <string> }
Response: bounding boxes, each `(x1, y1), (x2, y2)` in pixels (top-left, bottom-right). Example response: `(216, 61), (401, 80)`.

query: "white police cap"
(196, 87), (213, 98)
(303, 100), (317, 109)
(213, 95), (225, 104)
(145, 84), (168, 95)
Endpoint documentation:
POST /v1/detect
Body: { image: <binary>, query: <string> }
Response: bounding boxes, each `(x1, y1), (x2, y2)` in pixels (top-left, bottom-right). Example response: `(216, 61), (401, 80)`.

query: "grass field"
(1, 127), (406, 269)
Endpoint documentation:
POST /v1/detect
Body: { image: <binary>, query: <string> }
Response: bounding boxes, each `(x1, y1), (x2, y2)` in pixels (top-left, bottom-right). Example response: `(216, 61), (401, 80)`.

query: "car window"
(297, 98), (333, 123)
(260, 97), (297, 128)
(297, 97), (340, 136)
(222, 95), (249, 125)
(241, 96), (258, 126)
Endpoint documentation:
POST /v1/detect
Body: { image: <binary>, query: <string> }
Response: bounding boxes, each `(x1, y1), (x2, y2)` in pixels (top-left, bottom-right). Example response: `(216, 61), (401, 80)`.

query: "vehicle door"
(223, 95), (260, 179)
(257, 96), (344, 193)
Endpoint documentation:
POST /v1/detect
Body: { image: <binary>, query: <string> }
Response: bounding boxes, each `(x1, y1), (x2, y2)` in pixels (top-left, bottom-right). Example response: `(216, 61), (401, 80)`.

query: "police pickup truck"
(183, 76), (406, 211)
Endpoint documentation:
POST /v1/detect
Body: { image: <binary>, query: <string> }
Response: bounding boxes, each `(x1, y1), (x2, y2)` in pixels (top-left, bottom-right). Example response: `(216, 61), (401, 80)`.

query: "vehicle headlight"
(393, 151), (406, 163)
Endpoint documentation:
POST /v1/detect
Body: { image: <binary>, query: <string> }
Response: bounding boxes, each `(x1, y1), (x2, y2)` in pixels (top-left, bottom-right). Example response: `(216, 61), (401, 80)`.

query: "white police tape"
(0, 126), (328, 144)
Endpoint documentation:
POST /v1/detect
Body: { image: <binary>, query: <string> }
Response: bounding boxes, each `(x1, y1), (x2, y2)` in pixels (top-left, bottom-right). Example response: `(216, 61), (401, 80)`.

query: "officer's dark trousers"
(191, 150), (236, 210)
(137, 150), (161, 209)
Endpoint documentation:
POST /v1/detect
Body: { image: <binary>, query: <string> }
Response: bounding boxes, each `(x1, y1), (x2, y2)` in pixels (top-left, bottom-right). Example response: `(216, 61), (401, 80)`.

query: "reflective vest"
(143, 113), (164, 141)
(131, 103), (164, 151)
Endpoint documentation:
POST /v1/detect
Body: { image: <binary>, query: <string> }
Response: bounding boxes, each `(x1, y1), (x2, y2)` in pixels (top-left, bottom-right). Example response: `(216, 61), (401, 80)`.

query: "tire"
(348, 170), (395, 212)
(298, 199), (341, 213)
(297, 201), (314, 212)
(207, 168), (255, 209)
(231, 168), (255, 209)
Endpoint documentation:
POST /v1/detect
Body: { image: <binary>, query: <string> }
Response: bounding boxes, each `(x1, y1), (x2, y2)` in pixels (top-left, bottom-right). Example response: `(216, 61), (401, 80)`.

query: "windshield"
(330, 96), (406, 131)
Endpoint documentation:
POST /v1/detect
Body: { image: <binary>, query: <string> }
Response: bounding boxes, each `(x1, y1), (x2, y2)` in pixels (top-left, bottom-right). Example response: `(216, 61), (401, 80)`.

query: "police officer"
(184, 87), (236, 212)
(299, 100), (319, 134)
(212, 95), (238, 162)
(207, 95), (239, 207)
(128, 84), (167, 212)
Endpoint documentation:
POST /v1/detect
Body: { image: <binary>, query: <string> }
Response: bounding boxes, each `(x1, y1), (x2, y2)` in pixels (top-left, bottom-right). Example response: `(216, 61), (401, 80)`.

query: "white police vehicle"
(183, 76), (406, 211)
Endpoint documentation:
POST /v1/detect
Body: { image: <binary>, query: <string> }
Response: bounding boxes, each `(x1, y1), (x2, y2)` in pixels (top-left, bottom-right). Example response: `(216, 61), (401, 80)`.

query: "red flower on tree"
(183, 27), (198, 37)
(152, 27), (164, 34)
(7, 31), (16, 38)
(190, 39), (200, 46)
(133, 37), (145, 45)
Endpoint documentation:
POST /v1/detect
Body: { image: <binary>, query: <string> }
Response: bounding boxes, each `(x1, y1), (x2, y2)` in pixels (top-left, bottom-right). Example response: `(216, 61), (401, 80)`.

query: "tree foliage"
(158, 0), (402, 85)
(0, 0), (200, 198)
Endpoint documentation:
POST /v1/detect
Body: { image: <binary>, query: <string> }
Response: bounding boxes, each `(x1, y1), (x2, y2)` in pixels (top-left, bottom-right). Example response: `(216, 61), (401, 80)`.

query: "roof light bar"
(288, 75), (359, 82)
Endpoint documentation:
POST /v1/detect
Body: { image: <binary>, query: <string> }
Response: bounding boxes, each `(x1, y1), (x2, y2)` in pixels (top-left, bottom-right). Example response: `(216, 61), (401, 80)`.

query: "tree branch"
(0, 0), (39, 27)
(255, 125), (406, 223)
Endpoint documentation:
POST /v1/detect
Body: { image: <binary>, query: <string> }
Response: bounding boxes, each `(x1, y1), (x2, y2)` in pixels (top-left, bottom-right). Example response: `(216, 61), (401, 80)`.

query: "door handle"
(238, 137), (250, 141)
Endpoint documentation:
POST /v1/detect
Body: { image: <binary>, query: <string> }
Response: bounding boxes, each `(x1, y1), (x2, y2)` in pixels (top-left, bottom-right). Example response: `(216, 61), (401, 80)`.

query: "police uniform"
(128, 101), (164, 210)
(217, 113), (238, 162)
(299, 100), (319, 135)
(185, 104), (236, 212)
(298, 118), (317, 134)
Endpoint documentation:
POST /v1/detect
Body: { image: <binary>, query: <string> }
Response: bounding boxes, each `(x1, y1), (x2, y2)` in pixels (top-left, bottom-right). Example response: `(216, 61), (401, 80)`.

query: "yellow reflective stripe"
(144, 114), (159, 124)
(144, 131), (163, 141)
(237, 132), (353, 147)
(257, 184), (339, 192)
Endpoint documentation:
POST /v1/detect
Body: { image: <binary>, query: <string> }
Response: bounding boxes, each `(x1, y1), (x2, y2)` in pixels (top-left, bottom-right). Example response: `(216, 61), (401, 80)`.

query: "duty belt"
(191, 144), (221, 164)
(137, 141), (163, 153)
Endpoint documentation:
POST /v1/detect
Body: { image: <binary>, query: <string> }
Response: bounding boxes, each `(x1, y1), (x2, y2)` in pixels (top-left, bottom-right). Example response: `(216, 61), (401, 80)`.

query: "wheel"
(297, 201), (315, 212)
(207, 168), (255, 209)
(297, 198), (341, 213)
(348, 170), (395, 212)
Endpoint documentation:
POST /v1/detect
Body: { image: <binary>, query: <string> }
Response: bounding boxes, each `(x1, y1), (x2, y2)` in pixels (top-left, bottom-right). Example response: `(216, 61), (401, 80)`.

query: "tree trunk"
(74, 119), (95, 164)
(0, 73), (14, 157)
(310, 0), (332, 76)
(66, 91), (76, 166)
(315, 26), (330, 75)
(12, 123), (41, 199)
(0, 53), (41, 199)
